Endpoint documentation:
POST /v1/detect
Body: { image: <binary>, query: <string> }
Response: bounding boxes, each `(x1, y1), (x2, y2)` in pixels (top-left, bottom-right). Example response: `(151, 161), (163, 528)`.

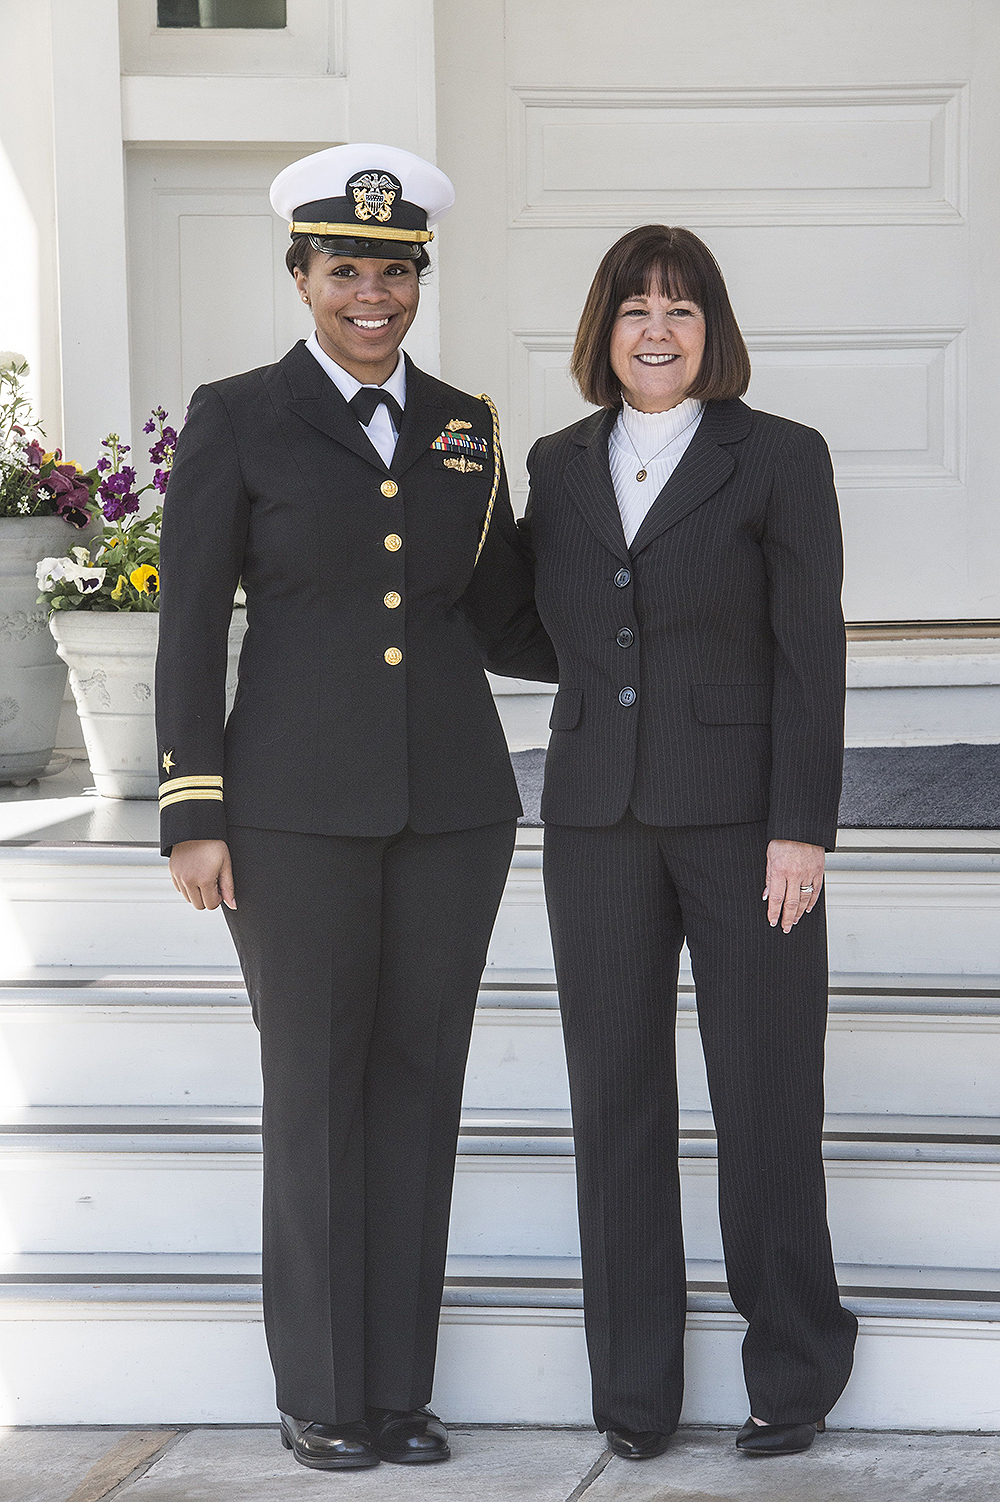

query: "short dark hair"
(571, 225), (751, 408)
(284, 236), (431, 279)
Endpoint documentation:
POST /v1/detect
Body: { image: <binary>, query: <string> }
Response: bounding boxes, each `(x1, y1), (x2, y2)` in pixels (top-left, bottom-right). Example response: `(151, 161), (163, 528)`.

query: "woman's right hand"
(169, 839), (236, 911)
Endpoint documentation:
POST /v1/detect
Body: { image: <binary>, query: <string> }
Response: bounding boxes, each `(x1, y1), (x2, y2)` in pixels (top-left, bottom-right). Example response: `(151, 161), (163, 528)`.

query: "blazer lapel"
(388, 358), (451, 477)
(628, 399), (753, 556)
(563, 407), (630, 562)
(280, 340), (389, 471)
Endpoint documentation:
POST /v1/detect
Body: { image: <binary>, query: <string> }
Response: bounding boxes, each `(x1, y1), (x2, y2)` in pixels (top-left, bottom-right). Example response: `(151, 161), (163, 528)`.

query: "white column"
(0, 2), (61, 445)
(49, 0), (131, 464)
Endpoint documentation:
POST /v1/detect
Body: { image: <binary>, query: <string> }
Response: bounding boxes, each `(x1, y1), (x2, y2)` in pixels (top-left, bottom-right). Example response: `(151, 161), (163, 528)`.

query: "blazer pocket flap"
(549, 688), (583, 731)
(691, 683), (771, 725)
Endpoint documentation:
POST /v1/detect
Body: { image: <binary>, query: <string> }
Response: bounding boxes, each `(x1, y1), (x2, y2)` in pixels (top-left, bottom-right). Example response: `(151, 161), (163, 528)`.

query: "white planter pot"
(50, 608), (247, 799)
(0, 516), (98, 782)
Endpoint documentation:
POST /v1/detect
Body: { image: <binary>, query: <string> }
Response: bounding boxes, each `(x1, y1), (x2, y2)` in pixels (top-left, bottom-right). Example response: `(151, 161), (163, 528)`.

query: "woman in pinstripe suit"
(523, 226), (858, 1459)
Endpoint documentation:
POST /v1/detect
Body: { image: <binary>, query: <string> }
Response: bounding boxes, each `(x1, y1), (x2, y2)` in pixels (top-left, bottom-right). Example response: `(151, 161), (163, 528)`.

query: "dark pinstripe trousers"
(223, 819), (516, 1424)
(544, 814), (857, 1435)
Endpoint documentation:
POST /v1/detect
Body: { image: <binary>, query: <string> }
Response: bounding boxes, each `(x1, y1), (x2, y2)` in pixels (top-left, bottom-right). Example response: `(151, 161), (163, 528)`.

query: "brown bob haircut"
(571, 225), (751, 409)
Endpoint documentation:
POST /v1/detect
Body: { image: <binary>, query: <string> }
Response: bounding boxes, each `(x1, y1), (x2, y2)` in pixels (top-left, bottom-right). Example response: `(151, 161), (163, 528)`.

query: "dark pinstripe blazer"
(523, 399), (846, 850)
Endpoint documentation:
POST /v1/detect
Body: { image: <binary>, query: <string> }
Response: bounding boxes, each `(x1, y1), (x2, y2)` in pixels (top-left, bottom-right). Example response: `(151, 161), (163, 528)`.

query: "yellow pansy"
(130, 565), (159, 596)
(111, 574), (129, 601)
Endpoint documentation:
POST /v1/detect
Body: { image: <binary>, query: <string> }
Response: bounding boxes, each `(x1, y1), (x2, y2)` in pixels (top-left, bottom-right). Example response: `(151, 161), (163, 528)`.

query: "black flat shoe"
(279, 1413), (379, 1469)
(367, 1406), (451, 1464)
(606, 1426), (672, 1460)
(736, 1416), (825, 1456)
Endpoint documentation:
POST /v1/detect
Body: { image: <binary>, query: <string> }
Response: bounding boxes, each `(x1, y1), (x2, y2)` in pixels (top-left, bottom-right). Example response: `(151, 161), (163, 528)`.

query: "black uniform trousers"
(543, 814), (857, 1436)
(224, 817), (516, 1423)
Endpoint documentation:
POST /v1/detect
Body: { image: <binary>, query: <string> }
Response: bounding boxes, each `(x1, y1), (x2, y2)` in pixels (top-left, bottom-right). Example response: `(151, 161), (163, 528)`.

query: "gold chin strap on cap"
(289, 222), (434, 244)
(474, 394), (502, 567)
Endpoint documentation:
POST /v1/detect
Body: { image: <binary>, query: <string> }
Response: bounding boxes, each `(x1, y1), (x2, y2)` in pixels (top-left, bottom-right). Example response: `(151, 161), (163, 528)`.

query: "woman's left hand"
(763, 840), (825, 934)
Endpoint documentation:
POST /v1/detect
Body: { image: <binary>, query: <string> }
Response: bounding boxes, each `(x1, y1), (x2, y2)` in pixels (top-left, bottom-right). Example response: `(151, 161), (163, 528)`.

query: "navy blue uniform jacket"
(155, 341), (557, 854)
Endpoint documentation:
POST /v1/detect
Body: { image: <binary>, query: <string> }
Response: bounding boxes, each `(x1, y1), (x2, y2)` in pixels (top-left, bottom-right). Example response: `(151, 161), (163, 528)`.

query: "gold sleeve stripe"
(159, 789), (225, 811)
(159, 775), (224, 798)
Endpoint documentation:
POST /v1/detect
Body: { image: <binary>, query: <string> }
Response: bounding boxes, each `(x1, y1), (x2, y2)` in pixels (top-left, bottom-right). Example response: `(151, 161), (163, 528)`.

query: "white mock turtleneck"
(608, 395), (704, 547)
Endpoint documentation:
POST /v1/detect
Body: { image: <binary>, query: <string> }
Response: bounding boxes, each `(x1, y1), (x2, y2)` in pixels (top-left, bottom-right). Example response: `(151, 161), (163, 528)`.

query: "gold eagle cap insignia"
(445, 419), (473, 432)
(350, 172), (398, 224)
(443, 455), (483, 473)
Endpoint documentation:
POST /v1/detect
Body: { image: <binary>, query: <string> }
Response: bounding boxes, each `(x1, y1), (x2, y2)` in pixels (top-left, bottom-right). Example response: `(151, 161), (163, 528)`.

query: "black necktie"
(349, 387), (404, 430)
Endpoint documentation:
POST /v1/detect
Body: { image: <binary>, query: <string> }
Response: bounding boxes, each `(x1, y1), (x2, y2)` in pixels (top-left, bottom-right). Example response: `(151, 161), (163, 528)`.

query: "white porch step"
(1, 829), (999, 975)
(3, 969), (999, 1119)
(0, 1254), (997, 1429)
(3, 1106), (998, 1271)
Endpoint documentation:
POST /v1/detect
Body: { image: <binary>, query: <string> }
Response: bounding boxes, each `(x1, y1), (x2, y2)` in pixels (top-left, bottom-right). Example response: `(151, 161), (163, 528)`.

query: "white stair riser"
(1, 1303), (998, 1430)
(4, 1152), (998, 1269)
(3, 860), (1000, 975)
(0, 1007), (264, 1109)
(3, 1006), (999, 1120)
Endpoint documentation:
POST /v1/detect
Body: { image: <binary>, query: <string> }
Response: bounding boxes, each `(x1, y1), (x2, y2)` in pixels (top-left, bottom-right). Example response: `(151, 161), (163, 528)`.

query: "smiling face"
(608, 282), (706, 413)
(293, 253), (420, 384)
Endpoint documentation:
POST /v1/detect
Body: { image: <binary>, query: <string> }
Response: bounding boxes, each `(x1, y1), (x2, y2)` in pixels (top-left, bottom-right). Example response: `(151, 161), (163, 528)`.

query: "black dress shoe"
(367, 1406), (451, 1464)
(279, 1413), (379, 1470)
(736, 1416), (825, 1456)
(606, 1427), (672, 1460)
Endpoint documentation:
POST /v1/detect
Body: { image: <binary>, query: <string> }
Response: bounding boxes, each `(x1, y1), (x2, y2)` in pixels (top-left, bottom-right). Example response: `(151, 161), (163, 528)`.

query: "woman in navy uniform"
(155, 144), (557, 1471)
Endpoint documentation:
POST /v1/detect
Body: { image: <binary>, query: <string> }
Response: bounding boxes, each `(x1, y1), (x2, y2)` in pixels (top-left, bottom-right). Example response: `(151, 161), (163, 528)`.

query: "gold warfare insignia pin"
(162, 749), (175, 773)
(349, 171), (399, 224)
(446, 419), (473, 432)
(443, 455), (483, 473)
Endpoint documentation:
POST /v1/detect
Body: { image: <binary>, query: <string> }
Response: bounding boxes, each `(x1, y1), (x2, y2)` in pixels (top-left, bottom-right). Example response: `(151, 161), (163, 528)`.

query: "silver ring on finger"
(800, 884), (814, 892)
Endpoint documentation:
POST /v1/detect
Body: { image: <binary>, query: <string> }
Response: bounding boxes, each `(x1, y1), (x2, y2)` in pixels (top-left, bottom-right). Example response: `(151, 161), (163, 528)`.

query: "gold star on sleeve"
(162, 750), (175, 773)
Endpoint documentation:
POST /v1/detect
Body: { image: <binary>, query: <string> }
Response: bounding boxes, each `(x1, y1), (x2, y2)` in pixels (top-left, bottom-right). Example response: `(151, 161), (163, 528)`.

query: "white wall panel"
(510, 86), (967, 227)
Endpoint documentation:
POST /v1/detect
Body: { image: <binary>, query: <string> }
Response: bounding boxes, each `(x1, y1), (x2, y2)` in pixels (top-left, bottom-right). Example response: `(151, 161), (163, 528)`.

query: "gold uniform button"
(384, 591), (401, 609)
(384, 533), (402, 552)
(384, 647), (403, 666)
(381, 480), (398, 498)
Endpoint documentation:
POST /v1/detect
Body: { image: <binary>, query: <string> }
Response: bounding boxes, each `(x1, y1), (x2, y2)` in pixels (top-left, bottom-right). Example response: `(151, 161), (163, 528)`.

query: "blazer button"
(384, 534), (402, 551)
(616, 628), (634, 647)
(619, 686), (636, 706)
(384, 591), (401, 609)
(381, 480), (399, 498)
(614, 568), (631, 587)
(384, 647), (403, 666)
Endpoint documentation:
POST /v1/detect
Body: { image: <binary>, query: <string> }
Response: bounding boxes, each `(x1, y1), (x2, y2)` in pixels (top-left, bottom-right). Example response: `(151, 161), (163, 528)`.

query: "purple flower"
(97, 457), (112, 473)
(24, 440), (44, 469)
(61, 505), (92, 530)
(152, 468), (169, 493)
(143, 418), (156, 434)
(101, 495), (127, 522)
(148, 429), (176, 466)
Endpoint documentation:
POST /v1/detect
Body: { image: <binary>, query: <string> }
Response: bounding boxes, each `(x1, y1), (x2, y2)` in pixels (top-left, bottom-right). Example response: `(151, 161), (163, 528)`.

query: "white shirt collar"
(614, 395), (703, 456)
(305, 330), (407, 411)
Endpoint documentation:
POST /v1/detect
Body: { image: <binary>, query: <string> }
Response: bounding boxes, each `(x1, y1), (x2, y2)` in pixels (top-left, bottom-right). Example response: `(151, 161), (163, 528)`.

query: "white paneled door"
(127, 147), (315, 441)
(436, 0), (1000, 623)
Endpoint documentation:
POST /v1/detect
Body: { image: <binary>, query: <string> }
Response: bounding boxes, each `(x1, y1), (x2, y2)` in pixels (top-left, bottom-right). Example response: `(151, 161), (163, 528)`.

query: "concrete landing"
(3, 1426), (999, 1502)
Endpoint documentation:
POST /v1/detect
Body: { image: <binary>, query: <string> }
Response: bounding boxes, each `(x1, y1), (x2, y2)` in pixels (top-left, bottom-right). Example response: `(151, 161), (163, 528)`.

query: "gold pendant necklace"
(621, 406), (701, 481)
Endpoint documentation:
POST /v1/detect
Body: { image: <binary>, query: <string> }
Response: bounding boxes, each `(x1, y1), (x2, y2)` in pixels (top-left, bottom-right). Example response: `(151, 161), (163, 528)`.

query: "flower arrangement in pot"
(0, 351), (100, 783)
(39, 411), (247, 799)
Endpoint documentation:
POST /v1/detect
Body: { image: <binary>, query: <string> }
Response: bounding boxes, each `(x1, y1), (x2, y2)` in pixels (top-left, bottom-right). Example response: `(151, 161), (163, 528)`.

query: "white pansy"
(70, 546), (93, 564)
(36, 556), (74, 590)
(69, 567), (106, 593)
(0, 351), (28, 374)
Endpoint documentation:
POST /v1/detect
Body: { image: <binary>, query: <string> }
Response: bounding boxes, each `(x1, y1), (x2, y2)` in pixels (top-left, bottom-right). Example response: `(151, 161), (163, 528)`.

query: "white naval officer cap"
(269, 143), (455, 260)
